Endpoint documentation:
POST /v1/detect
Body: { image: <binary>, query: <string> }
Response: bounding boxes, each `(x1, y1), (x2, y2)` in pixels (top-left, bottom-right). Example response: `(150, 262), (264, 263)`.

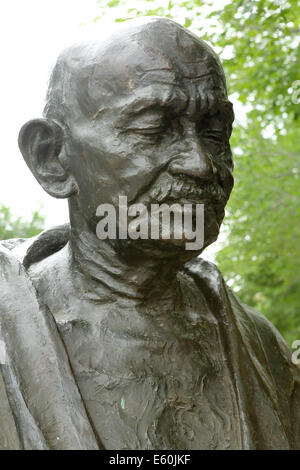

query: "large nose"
(168, 127), (217, 180)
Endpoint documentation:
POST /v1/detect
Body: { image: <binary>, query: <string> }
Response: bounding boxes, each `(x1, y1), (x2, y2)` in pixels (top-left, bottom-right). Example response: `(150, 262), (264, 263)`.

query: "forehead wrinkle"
(138, 71), (178, 87)
(181, 72), (225, 84)
(136, 67), (174, 76)
(117, 85), (188, 117)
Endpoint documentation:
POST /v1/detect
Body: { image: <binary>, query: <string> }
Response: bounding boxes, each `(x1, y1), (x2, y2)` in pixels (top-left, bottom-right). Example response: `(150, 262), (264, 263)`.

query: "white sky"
(0, 0), (239, 259)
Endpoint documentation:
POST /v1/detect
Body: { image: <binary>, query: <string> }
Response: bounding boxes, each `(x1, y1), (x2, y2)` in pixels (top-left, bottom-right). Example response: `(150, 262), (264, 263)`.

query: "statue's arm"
(0, 367), (22, 449)
(0, 242), (99, 450)
(239, 300), (300, 449)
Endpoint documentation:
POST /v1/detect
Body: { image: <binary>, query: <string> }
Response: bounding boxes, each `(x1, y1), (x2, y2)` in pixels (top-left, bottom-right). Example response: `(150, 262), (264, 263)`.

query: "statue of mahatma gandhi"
(0, 17), (299, 450)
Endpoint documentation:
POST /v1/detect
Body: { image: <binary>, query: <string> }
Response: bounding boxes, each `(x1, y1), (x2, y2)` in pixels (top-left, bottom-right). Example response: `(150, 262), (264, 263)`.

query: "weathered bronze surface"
(0, 17), (299, 450)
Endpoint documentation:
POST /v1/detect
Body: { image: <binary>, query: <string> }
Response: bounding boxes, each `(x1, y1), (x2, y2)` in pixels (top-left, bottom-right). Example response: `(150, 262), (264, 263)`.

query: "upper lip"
(150, 178), (227, 206)
(167, 177), (226, 203)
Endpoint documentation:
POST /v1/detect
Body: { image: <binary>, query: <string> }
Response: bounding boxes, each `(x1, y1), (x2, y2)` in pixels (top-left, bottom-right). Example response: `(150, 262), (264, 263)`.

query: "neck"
(68, 207), (191, 303)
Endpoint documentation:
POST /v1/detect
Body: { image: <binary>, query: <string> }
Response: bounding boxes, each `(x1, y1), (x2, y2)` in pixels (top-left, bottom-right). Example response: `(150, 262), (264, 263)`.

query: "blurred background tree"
(0, 204), (45, 240)
(95, 0), (300, 344)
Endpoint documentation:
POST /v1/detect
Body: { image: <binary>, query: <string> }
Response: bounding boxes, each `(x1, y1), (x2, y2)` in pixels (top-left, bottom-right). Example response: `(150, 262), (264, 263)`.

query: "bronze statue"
(0, 17), (299, 450)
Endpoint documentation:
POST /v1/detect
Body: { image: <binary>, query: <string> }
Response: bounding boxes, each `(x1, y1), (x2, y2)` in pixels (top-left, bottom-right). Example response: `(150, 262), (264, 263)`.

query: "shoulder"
(0, 224), (70, 316)
(0, 223), (70, 269)
(183, 256), (225, 295)
(184, 256), (298, 369)
(227, 284), (294, 362)
(183, 256), (230, 314)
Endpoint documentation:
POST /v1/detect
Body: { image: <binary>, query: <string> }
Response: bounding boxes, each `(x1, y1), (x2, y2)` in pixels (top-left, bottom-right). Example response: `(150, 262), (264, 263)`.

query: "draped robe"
(0, 226), (299, 449)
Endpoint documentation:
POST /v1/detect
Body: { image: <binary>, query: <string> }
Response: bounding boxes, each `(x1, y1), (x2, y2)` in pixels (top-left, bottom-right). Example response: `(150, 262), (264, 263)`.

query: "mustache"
(135, 173), (227, 206)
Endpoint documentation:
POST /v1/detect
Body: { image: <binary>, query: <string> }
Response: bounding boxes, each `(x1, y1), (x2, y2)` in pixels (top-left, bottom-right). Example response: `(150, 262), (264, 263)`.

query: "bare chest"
(56, 302), (242, 450)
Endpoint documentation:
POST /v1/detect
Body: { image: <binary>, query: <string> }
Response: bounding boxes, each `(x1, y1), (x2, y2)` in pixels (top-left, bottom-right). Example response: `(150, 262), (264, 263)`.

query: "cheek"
(69, 123), (183, 205)
(216, 163), (234, 201)
(113, 137), (184, 202)
(89, 133), (170, 200)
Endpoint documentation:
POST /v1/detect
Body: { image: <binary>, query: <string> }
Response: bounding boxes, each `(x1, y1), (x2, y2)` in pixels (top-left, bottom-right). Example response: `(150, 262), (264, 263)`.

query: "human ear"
(18, 118), (79, 198)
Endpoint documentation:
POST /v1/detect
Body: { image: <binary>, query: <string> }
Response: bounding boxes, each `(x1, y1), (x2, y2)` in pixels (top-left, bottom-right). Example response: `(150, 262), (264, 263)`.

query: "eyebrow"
(115, 92), (234, 127)
(118, 89), (189, 119)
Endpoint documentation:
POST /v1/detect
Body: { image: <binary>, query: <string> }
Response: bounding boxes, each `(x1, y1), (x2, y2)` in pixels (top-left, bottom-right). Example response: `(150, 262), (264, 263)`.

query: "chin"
(113, 210), (221, 264)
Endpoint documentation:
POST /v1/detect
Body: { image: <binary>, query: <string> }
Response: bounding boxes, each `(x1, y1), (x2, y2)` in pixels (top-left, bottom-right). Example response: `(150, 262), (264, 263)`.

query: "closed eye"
(115, 109), (167, 133)
(125, 125), (166, 135)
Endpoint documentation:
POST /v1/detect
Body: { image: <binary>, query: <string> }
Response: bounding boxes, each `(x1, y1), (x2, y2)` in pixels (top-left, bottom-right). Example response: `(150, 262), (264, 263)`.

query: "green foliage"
(208, 0), (300, 344)
(0, 204), (45, 241)
(216, 124), (300, 344)
(94, 0), (300, 344)
(95, 0), (203, 24)
(209, 0), (300, 129)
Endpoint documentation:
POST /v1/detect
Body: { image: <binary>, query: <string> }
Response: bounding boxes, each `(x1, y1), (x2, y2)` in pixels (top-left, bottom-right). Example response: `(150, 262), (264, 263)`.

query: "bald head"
(19, 17), (234, 256)
(44, 17), (228, 127)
